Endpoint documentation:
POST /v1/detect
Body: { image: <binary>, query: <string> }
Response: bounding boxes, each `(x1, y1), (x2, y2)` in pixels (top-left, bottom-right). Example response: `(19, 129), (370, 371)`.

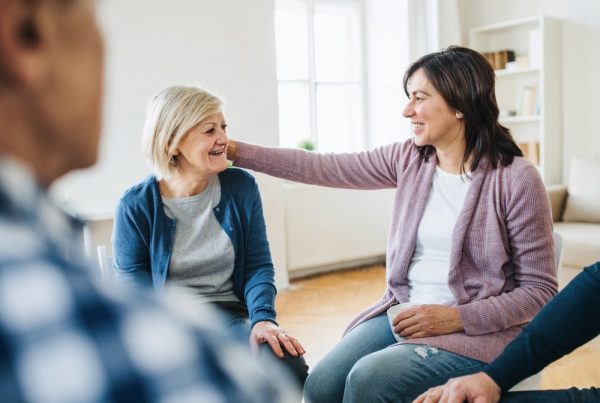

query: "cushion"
(563, 157), (600, 223)
(554, 222), (600, 268)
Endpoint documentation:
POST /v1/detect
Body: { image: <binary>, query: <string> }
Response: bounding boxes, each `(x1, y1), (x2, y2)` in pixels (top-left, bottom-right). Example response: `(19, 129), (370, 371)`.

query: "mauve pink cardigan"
(233, 139), (558, 363)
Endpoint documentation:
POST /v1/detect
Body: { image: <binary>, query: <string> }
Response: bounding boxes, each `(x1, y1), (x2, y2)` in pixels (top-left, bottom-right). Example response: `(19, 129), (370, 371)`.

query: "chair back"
(96, 245), (113, 281)
(509, 231), (563, 392)
(553, 231), (563, 276)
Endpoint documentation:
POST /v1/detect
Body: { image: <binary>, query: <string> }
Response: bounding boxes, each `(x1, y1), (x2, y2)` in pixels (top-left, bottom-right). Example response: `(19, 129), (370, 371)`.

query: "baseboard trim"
(288, 255), (386, 279)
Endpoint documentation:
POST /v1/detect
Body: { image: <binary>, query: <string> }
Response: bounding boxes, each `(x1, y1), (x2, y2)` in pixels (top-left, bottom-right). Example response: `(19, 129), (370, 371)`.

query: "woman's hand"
(226, 139), (237, 161)
(392, 304), (463, 338)
(250, 321), (306, 358)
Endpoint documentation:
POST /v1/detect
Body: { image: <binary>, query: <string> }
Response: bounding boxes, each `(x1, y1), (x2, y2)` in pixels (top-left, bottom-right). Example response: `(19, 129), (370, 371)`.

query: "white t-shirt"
(407, 166), (471, 305)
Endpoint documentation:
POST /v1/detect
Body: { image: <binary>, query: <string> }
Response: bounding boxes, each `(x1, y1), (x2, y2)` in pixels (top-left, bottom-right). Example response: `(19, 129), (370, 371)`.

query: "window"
(274, 0), (366, 152)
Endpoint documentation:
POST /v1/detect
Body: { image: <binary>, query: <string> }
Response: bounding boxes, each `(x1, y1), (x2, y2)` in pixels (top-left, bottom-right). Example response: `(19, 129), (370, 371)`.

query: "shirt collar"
(0, 155), (84, 256)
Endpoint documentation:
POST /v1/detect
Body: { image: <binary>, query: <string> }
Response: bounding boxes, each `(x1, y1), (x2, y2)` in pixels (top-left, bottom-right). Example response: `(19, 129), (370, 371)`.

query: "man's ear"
(0, 0), (47, 88)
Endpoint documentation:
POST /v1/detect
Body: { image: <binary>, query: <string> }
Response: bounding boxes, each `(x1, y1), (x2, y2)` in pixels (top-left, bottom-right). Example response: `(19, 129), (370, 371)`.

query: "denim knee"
(343, 355), (391, 402)
(304, 364), (344, 403)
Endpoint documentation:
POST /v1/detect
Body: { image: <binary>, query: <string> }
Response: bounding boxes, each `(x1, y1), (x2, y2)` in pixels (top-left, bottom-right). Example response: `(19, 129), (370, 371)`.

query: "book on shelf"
(481, 49), (515, 70)
(518, 141), (540, 166)
(519, 84), (538, 116)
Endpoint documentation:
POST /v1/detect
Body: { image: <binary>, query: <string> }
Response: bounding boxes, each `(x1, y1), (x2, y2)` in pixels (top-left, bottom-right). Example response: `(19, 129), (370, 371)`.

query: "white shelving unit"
(470, 16), (561, 184)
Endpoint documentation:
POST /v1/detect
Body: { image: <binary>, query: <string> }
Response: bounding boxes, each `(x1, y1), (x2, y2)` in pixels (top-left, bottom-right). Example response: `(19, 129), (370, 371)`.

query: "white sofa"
(547, 157), (600, 271)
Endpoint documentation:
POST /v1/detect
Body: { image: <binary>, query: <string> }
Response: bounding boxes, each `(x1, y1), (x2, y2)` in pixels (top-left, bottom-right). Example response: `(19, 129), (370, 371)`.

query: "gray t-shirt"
(162, 176), (239, 303)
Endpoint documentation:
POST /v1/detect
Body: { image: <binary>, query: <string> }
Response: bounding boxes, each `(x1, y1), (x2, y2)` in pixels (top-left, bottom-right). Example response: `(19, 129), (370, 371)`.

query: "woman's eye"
(222, 125), (227, 131)
(205, 128), (215, 134)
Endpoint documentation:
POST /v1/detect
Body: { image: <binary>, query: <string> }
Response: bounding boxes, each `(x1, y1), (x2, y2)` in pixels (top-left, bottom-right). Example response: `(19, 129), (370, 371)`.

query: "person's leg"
(342, 344), (486, 403)
(226, 314), (309, 387)
(304, 313), (397, 403)
(257, 342), (309, 387)
(500, 387), (600, 403)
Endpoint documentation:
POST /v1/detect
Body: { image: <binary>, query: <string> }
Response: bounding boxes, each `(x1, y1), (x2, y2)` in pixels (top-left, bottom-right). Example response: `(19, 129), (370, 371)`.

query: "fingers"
(413, 391), (427, 403)
(413, 386), (444, 403)
(279, 332), (306, 356)
(288, 335), (306, 355)
(392, 306), (419, 326)
(250, 323), (306, 359)
(266, 331), (285, 358)
(395, 321), (421, 337)
(274, 330), (308, 357)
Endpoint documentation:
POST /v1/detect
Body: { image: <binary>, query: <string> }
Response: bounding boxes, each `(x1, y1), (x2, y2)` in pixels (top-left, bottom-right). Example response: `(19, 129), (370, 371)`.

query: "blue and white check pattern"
(0, 157), (298, 403)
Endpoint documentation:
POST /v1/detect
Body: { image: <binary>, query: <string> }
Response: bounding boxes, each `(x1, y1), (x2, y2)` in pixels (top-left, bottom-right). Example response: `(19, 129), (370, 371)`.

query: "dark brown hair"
(403, 46), (522, 173)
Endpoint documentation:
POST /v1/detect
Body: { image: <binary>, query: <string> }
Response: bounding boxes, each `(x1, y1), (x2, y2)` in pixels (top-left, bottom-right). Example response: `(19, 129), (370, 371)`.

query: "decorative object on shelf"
(516, 55), (529, 68)
(519, 84), (538, 116)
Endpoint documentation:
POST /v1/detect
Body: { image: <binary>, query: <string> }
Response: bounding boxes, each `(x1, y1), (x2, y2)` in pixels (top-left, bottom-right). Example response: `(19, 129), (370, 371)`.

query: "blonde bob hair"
(142, 85), (223, 179)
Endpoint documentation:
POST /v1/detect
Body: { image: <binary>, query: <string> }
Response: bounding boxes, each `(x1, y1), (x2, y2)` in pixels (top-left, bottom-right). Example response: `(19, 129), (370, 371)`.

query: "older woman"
(112, 85), (308, 386)
(227, 46), (558, 402)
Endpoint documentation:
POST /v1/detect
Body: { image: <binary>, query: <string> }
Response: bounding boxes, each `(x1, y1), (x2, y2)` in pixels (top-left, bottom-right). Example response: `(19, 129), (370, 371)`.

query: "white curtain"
(407, 0), (463, 60)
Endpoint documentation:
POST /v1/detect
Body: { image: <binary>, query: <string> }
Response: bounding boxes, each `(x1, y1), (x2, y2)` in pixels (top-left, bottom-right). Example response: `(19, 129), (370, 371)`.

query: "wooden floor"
(275, 264), (600, 390)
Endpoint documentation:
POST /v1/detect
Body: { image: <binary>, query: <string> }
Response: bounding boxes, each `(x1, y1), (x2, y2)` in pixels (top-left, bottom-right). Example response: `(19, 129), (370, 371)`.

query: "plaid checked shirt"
(0, 157), (298, 403)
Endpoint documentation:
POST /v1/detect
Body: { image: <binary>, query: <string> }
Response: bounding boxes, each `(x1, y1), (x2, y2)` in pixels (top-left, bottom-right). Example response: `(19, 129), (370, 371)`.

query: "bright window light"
(274, 0), (366, 152)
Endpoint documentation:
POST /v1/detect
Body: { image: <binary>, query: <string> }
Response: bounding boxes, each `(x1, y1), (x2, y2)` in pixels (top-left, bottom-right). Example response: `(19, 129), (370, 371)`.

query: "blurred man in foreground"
(0, 1), (298, 401)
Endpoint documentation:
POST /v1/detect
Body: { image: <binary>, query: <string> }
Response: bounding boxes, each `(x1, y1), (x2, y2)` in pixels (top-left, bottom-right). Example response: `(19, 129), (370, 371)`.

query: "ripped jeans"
(304, 313), (485, 403)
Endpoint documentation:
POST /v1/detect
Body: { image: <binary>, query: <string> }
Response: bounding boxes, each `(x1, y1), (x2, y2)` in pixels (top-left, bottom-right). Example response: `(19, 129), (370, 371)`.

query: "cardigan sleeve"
(241, 179), (278, 327)
(458, 162), (558, 335)
(112, 199), (153, 288)
(232, 141), (410, 190)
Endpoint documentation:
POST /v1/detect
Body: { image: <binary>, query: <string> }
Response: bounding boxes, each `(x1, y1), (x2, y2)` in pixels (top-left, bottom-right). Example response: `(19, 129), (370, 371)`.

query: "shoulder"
(489, 157), (546, 204)
(495, 156), (542, 185)
(381, 139), (419, 159)
(118, 175), (159, 213)
(219, 168), (258, 192)
(387, 139), (429, 175)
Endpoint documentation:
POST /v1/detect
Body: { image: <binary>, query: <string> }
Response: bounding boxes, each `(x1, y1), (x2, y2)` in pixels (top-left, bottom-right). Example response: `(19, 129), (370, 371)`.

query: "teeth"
(412, 123), (424, 129)
(209, 150), (223, 156)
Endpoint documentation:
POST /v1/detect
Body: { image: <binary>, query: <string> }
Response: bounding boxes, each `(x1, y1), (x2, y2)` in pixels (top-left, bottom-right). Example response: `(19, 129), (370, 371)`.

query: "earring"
(456, 112), (463, 119)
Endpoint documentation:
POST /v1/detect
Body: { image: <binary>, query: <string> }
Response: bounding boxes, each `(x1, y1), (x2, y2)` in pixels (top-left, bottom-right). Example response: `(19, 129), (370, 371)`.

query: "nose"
(402, 99), (415, 118)
(218, 128), (229, 144)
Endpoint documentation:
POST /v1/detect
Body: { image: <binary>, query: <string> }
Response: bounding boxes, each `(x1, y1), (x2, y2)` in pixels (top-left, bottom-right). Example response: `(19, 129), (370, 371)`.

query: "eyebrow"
(410, 90), (431, 96)
(199, 120), (226, 126)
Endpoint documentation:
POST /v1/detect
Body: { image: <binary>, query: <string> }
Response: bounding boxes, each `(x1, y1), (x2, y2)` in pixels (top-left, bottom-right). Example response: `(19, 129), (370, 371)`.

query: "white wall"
(52, 0), (290, 288)
(285, 184), (394, 277)
(364, 0), (412, 147)
(460, 0), (600, 182)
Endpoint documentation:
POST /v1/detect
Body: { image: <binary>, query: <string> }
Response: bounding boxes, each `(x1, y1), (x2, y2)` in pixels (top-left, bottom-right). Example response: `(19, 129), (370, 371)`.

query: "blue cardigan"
(112, 168), (277, 326)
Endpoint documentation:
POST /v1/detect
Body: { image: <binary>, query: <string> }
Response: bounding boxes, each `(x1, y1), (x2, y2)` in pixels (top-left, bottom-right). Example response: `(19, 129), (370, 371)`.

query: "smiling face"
(173, 112), (229, 178)
(402, 69), (464, 150)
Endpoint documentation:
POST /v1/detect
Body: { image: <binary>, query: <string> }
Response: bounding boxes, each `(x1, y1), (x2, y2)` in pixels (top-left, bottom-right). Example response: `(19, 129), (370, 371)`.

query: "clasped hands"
(391, 304), (464, 339)
(250, 320), (305, 358)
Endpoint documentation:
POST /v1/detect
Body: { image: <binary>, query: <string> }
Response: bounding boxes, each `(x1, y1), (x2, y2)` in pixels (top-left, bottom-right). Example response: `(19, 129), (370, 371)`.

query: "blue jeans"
(304, 313), (486, 403)
(501, 388), (600, 402)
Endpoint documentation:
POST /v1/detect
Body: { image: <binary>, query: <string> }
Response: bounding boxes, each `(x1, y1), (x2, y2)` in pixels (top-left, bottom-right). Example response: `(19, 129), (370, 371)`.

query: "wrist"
(452, 307), (464, 332)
